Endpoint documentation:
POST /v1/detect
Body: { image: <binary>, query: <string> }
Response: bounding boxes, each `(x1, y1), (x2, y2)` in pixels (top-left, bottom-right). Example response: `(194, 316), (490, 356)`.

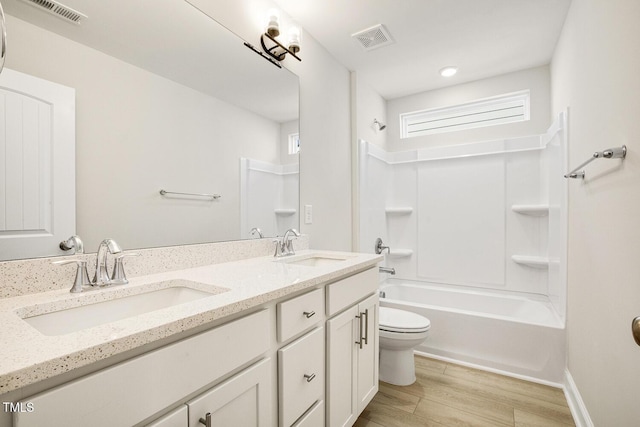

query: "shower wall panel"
(416, 156), (506, 287)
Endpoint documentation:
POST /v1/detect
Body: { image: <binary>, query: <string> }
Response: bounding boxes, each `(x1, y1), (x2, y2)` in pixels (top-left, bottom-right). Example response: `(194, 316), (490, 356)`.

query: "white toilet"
(378, 306), (431, 386)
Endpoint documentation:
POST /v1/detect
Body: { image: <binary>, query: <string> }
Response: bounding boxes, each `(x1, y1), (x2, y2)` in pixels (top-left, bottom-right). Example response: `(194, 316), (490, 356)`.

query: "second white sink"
(20, 282), (227, 336)
(282, 254), (351, 267)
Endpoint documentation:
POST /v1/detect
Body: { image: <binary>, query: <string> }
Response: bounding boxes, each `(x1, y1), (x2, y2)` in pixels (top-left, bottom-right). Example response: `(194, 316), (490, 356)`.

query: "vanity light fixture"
(439, 66), (458, 77)
(260, 9), (302, 62)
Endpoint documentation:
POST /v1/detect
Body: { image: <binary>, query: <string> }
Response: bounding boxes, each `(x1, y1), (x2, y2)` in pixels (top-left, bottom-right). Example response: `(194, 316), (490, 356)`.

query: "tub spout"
(379, 266), (396, 275)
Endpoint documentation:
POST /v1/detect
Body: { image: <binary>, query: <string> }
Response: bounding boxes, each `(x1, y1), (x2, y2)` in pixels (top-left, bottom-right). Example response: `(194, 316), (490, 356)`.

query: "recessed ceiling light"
(439, 66), (458, 77)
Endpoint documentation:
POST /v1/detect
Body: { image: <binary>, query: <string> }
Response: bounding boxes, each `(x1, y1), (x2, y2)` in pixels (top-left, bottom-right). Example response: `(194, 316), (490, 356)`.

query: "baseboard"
(564, 369), (594, 427)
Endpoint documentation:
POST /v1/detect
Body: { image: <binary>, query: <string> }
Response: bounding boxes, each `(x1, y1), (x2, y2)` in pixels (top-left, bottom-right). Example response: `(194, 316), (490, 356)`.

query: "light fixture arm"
(260, 33), (302, 62)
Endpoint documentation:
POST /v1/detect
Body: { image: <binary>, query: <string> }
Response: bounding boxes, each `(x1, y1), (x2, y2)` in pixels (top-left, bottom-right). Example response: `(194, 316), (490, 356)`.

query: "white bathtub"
(379, 279), (566, 385)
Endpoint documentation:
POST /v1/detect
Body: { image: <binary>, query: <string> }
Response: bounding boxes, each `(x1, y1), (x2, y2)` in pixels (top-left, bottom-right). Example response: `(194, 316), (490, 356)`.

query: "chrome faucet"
(379, 266), (396, 275)
(249, 227), (264, 238)
(274, 229), (301, 257)
(283, 228), (300, 255)
(93, 238), (123, 286)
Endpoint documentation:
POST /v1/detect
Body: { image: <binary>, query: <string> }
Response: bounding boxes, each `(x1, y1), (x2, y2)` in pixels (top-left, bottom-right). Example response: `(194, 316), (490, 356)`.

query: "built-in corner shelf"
(274, 209), (296, 216)
(388, 249), (413, 258)
(511, 204), (549, 217)
(385, 207), (413, 215)
(511, 255), (549, 269)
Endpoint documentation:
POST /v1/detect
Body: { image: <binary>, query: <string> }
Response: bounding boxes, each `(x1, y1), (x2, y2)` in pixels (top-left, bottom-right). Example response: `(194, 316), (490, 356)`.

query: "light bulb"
(266, 9), (280, 37)
(288, 26), (301, 53)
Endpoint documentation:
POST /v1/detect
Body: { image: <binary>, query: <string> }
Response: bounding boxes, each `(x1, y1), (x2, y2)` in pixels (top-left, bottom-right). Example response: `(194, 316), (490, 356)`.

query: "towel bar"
(564, 145), (626, 179)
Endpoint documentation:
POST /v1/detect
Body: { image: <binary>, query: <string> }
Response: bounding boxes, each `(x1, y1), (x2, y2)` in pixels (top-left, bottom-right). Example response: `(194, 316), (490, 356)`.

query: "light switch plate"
(304, 205), (313, 224)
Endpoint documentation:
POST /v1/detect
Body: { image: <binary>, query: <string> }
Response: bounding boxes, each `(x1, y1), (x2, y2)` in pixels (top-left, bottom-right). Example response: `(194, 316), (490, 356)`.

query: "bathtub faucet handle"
(375, 238), (390, 255)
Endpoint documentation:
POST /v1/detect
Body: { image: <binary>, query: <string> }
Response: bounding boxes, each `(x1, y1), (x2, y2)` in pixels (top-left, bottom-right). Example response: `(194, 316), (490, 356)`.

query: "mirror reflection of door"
(0, 68), (75, 260)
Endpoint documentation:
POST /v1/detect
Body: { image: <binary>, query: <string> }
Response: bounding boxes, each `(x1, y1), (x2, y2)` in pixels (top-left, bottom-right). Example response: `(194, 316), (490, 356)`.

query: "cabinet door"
(187, 358), (272, 427)
(356, 294), (379, 412)
(326, 305), (359, 427)
(147, 405), (188, 427)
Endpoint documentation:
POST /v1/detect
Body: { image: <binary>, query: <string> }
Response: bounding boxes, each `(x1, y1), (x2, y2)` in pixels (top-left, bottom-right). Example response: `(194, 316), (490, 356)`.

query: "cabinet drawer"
(277, 288), (323, 342)
(15, 309), (271, 427)
(292, 400), (324, 427)
(326, 268), (378, 316)
(278, 327), (324, 427)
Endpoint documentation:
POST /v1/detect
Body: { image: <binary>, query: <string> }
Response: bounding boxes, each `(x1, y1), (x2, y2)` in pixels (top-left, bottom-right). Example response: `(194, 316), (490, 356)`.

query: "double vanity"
(0, 248), (382, 427)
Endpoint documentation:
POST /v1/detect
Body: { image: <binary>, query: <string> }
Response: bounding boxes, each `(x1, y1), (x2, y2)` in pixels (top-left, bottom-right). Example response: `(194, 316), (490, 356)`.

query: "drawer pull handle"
(303, 310), (316, 318)
(362, 308), (369, 345)
(304, 373), (316, 382)
(199, 412), (211, 427)
(355, 313), (364, 349)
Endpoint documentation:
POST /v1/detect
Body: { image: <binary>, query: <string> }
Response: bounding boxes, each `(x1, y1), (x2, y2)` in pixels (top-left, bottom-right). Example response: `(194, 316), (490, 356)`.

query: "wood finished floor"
(355, 356), (575, 427)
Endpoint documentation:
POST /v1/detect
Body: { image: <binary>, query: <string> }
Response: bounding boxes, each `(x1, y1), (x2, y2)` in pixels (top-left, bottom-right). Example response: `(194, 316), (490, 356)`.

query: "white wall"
(189, 0), (353, 251)
(354, 74), (387, 148)
(551, 0), (640, 424)
(5, 15), (281, 250)
(386, 66), (551, 151)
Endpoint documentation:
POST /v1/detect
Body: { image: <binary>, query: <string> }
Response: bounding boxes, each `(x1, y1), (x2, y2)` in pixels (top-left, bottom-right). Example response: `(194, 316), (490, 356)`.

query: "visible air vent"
(20, 0), (87, 24)
(352, 24), (394, 51)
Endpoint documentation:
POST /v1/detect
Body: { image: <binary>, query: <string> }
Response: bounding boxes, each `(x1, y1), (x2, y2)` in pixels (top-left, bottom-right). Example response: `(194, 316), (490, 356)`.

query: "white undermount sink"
(20, 282), (227, 336)
(281, 255), (351, 267)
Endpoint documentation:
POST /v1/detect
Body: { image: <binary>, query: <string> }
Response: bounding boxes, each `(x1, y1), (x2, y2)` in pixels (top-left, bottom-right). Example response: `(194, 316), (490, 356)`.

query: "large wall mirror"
(0, 0), (299, 261)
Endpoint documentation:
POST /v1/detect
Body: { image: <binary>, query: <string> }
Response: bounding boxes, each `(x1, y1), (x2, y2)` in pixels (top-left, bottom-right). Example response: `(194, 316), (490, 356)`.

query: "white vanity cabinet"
(326, 269), (379, 427)
(9, 265), (380, 427)
(14, 310), (271, 427)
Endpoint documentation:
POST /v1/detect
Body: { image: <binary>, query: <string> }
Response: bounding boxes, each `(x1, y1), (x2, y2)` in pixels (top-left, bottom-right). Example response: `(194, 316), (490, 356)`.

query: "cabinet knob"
(303, 311), (315, 319)
(304, 373), (316, 382)
(199, 412), (211, 427)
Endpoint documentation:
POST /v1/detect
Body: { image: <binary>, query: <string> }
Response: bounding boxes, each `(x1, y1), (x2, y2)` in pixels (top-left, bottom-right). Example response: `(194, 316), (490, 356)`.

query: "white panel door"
(0, 68), (75, 260)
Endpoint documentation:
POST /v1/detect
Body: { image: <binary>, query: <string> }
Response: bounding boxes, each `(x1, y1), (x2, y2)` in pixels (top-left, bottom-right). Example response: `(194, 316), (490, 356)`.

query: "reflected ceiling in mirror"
(1, 0), (299, 260)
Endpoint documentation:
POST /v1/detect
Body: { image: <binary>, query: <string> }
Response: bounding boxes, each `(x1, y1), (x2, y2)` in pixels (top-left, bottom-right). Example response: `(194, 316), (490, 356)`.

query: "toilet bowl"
(379, 306), (431, 386)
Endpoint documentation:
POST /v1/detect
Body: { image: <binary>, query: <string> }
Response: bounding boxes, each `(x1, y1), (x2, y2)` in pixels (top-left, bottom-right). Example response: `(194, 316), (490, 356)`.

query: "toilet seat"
(379, 306), (430, 333)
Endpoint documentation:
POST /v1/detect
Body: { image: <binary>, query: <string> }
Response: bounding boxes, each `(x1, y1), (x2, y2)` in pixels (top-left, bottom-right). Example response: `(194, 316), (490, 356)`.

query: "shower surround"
(359, 113), (568, 383)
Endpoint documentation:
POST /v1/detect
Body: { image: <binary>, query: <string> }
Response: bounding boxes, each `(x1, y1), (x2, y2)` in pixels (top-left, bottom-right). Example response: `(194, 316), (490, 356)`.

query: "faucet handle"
(375, 238), (390, 255)
(272, 238), (283, 257)
(110, 252), (140, 285)
(52, 259), (91, 293)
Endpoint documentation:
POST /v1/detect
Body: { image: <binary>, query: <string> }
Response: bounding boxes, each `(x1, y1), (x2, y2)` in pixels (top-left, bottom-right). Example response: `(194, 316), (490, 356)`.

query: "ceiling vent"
(352, 24), (394, 51)
(20, 0), (87, 24)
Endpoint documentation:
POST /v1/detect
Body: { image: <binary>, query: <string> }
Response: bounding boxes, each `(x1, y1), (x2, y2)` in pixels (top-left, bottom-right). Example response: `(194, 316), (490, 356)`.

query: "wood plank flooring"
(355, 356), (575, 427)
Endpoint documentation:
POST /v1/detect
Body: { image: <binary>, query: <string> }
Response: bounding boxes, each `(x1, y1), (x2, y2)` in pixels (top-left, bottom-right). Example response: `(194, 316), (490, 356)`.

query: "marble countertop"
(0, 250), (382, 395)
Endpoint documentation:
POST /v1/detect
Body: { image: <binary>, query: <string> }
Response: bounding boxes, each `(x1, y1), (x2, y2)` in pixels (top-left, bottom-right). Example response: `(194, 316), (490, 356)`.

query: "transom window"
(400, 90), (530, 139)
